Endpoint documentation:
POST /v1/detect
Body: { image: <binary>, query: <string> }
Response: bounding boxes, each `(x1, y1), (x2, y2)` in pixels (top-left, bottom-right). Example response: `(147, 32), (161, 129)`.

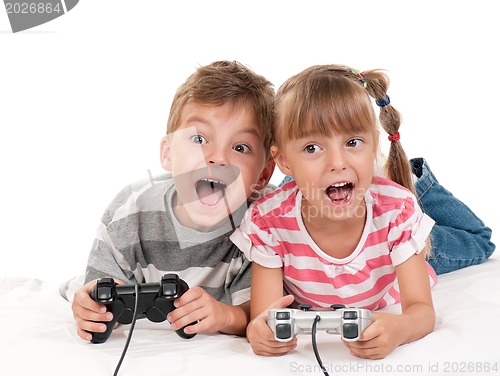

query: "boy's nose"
(209, 160), (226, 167)
(206, 147), (228, 166)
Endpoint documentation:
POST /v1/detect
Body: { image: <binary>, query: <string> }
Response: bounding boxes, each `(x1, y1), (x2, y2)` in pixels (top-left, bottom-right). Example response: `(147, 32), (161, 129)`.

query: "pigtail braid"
(363, 69), (431, 256)
(362, 70), (415, 195)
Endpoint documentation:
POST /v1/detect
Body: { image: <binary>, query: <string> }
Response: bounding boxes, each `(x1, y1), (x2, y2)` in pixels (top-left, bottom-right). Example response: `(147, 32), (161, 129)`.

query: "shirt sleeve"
(84, 221), (136, 284)
(388, 194), (435, 266)
(226, 251), (252, 306)
(230, 203), (284, 269)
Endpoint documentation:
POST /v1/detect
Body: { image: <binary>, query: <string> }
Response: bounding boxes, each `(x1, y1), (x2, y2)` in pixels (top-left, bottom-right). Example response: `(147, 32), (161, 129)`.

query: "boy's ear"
(254, 159), (276, 190)
(160, 136), (173, 171)
(270, 145), (293, 176)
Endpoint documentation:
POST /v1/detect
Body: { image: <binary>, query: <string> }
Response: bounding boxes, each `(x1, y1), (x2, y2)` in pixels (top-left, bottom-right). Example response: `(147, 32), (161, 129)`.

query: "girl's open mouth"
(325, 182), (354, 206)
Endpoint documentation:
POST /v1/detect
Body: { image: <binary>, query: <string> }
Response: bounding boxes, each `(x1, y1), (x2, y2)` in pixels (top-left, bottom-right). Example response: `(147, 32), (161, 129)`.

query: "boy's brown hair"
(167, 60), (275, 159)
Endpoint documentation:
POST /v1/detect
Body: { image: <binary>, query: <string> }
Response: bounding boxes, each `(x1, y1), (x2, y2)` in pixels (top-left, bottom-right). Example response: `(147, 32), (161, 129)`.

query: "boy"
(70, 61), (275, 340)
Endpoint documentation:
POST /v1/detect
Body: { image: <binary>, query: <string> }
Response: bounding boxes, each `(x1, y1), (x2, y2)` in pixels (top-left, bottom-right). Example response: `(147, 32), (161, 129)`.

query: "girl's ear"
(160, 136), (173, 171)
(271, 145), (293, 176)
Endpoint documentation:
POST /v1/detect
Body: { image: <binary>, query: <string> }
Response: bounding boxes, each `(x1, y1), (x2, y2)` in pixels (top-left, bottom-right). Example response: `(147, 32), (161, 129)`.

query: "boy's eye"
(346, 138), (363, 148)
(191, 135), (207, 144)
(304, 144), (320, 153)
(233, 144), (251, 153)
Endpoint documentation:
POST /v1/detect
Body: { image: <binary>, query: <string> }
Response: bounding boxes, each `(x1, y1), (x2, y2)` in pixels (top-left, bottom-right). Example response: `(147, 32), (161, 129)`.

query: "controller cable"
(113, 283), (139, 376)
(311, 315), (330, 376)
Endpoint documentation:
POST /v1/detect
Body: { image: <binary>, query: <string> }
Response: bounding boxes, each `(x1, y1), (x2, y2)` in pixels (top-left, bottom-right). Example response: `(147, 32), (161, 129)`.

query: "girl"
(231, 64), (437, 359)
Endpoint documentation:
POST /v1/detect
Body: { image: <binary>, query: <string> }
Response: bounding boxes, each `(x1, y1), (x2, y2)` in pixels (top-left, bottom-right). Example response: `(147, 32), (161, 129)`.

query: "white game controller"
(268, 304), (372, 342)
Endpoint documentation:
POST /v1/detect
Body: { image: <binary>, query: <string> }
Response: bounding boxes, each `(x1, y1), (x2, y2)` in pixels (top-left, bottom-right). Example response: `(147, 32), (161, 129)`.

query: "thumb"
(266, 294), (295, 311)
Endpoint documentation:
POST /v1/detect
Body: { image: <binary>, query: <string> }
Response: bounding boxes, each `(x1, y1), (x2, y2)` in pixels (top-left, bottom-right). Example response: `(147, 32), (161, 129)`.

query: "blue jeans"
(411, 158), (495, 274)
(278, 158), (496, 275)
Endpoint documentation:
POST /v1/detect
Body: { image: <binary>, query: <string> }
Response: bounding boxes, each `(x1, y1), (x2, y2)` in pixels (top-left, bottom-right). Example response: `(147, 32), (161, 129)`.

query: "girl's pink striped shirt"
(230, 177), (437, 310)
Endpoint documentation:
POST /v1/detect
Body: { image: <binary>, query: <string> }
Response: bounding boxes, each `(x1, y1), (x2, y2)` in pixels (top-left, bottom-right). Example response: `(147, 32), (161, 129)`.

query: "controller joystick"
(89, 273), (196, 344)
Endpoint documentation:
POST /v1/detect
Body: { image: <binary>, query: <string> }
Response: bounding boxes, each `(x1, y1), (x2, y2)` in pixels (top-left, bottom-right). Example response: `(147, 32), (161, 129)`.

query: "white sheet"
(2, 254), (500, 376)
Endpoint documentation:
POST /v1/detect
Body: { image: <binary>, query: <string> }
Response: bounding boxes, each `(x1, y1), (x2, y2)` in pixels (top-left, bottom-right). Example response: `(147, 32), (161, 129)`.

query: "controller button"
(342, 323), (359, 339)
(146, 307), (167, 323)
(97, 286), (112, 301)
(119, 308), (134, 325)
(298, 304), (312, 311)
(343, 311), (358, 320)
(276, 324), (292, 340)
(162, 282), (177, 297)
(330, 304), (345, 310)
(276, 311), (290, 320)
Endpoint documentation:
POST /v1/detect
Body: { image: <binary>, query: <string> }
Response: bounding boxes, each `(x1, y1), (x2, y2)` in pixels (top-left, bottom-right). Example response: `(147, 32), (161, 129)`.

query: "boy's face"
(161, 101), (274, 231)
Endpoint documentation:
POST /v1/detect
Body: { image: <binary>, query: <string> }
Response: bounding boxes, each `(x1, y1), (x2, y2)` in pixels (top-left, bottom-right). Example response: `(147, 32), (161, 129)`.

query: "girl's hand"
(342, 311), (406, 359)
(247, 295), (297, 356)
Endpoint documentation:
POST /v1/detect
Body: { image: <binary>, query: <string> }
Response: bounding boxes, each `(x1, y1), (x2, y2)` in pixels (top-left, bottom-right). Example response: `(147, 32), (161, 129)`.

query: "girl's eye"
(346, 138), (363, 148)
(234, 144), (251, 153)
(191, 135), (207, 144)
(304, 144), (320, 153)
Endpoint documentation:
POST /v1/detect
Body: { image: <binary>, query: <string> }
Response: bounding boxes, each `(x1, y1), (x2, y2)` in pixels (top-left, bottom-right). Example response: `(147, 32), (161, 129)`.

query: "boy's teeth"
(202, 178), (224, 185)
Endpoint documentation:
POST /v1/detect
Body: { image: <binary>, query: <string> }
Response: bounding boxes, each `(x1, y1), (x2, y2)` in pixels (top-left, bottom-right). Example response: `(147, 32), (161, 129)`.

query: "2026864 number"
(5, 2), (62, 14)
(444, 362), (499, 373)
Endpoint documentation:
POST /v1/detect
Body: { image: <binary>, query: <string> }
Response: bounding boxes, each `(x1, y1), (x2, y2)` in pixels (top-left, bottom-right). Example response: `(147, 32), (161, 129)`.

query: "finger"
(173, 286), (204, 308)
(343, 337), (379, 350)
(168, 297), (206, 325)
(74, 290), (107, 314)
(74, 312), (110, 334)
(178, 318), (203, 334)
(357, 322), (380, 342)
(252, 338), (298, 356)
(169, 305), (205, 332)
(77, 327), (94, 341)
(72, 302), (113, 323)
(349, 347), (385, 360)
(266, 294), (295, 311)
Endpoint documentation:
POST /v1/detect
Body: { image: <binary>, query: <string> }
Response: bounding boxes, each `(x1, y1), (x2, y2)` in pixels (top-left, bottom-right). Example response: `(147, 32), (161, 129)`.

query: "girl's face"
(272, 128), (378, 225)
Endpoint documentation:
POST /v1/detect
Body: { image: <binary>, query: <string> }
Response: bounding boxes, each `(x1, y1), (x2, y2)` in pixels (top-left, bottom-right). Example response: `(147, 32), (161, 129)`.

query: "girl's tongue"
(325, 182), (354, 204)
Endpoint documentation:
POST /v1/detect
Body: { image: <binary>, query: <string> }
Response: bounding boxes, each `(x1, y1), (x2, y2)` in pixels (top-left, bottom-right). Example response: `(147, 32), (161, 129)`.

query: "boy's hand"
(246, 295), (296, 356)
(166, 286), (234, 335)
(342, 311), (405, 359)
(71, 279), (118, 341)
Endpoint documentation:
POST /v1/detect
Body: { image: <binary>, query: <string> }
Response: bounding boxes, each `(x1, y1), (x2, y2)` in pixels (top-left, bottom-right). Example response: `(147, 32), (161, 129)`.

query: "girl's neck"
(301, 200), (367, 259)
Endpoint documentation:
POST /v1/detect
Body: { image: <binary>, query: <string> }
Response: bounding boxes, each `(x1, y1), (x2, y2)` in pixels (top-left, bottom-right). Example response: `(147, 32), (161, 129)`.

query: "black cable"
(113, 283), (139, 376)
(223, 194), (236, 230)
(312, 315), (329, 376)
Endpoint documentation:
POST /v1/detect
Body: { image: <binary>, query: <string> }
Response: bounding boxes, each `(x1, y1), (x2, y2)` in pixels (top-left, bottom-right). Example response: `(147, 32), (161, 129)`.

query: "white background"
(1, 0), (498, 283)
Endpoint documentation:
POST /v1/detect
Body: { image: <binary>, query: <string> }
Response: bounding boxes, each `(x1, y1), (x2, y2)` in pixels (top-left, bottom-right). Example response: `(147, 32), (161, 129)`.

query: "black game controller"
(89, 273), (196, 344)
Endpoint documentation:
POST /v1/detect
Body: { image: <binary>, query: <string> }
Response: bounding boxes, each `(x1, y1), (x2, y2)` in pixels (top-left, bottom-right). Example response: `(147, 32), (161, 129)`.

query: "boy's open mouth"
(325, 182), (354, 205)
(195, 178), (227, 206)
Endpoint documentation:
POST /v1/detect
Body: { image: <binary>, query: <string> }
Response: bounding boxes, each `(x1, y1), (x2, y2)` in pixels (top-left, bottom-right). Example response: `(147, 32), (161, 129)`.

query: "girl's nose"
(329, 148), (347, 171)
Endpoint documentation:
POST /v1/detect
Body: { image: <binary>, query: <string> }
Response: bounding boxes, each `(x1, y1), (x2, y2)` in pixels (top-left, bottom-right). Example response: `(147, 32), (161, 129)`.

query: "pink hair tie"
(388, 132), (400, 142)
